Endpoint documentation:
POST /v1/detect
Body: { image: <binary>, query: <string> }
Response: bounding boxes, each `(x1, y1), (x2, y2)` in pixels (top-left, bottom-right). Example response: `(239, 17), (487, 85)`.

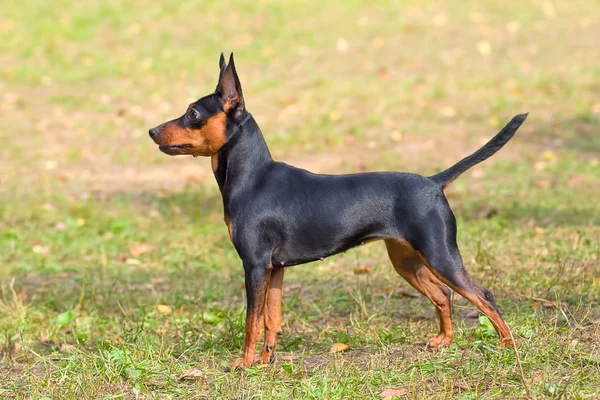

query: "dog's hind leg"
(411, 209), (513, 347)
(385, 239), (453, 348)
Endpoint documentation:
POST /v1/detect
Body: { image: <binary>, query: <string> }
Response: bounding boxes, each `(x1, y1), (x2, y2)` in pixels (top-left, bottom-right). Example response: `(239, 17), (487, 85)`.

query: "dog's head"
(148, 53), (245, 157)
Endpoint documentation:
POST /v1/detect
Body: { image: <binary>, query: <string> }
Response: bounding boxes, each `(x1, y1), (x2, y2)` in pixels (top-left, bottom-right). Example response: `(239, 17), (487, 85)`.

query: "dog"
(149, 53), (527, 371)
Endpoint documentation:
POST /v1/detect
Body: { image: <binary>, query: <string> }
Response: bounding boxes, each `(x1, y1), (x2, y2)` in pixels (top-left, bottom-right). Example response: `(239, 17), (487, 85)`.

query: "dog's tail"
(428, 113), (528, 188)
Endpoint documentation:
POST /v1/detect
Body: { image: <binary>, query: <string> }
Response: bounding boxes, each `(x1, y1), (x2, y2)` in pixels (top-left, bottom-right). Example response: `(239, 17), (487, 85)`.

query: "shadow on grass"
(456, 200), (599, 227)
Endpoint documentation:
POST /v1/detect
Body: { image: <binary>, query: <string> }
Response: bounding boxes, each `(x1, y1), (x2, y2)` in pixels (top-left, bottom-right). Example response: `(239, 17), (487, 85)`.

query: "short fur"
(149, 53), (528, 371)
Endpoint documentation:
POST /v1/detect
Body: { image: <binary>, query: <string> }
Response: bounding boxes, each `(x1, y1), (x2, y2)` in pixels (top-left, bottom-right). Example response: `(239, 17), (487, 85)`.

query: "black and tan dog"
(149, 53), (527, 371)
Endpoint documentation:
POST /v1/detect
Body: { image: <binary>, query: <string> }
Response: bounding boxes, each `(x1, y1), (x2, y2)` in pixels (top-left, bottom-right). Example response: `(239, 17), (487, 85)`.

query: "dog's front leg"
(256, 266), (284, 364)
(226, 258), (271, 372)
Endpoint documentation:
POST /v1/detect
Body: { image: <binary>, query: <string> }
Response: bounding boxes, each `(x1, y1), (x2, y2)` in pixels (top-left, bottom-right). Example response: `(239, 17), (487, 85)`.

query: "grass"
(1, 0), (600, 398)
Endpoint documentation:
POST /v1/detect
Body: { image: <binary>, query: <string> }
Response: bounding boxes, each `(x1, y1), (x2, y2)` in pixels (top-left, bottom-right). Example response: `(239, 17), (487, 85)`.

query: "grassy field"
(1, 0), (600, 398)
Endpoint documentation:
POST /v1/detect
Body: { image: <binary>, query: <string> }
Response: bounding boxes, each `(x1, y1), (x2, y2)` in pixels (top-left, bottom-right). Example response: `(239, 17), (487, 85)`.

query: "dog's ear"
(216, 53), (226, 89)
(216, 53), (244, 116)
(219, 53), (226, 73)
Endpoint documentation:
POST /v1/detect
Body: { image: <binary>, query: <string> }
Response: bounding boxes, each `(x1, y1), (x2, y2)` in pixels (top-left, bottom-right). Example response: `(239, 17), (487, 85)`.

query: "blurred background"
(1, 0), (599, 398)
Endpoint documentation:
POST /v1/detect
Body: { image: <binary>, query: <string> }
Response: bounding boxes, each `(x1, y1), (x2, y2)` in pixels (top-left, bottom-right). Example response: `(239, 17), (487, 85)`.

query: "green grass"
(1, 0), (600, 398)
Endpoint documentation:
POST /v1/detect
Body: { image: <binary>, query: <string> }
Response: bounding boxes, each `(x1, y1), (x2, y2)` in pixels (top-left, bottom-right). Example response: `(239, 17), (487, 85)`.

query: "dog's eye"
(187, 108), (200, 120)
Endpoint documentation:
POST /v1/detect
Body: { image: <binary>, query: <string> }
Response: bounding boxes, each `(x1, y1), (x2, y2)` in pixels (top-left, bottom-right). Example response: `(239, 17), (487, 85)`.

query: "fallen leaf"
(506, 21), (520, 34)
(156, 304), (172, 315)
(433, 14), (447, 26)
(174, 306), (189, 315)
(353, 267), (372, 275)
(377, 68), (389, 81)
(179, 369), (204, 381)
(541, 150), (556, 161)
(389, 130), (402, 142)
(372, 37), (384, 48)
(129, 243), (154, 257)
(32, 245), (50, 256)
(280, 355), (299, 361)
(439, 106), (456, 118)
(336, 38), (348, 53)
(42, 203), (57, 212)
(329, 343), (350, 353)
(379, 387), (408, 398)
(125, 258), (141, 265)
(477, 41), (491, 56)
(44, 160), (57, 170)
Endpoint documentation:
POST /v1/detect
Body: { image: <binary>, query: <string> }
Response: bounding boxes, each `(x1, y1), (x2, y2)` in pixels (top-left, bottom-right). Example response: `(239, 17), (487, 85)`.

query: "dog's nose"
(149, 127), (160, 138)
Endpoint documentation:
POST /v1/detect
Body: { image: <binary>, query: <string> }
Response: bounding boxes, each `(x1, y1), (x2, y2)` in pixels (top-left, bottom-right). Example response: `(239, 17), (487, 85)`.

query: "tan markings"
(237, 270), (271, 369)
(223, 101), (233, 112)
(211, 153), (219, 173)
(414, 250), (513, 347)
(224, 214), (233, 241)
(385, 239), (453, 348)
(156, 112), (227, 157)
(188, 103), (195, 109)
(256, 266), (284, 364)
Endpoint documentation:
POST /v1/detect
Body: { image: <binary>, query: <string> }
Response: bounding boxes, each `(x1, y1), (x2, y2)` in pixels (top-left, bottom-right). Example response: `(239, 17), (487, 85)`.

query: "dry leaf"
(433, 14), (447, 27)
(44, 160), (57, 170)
(179, 369), (204, 381)
(379, 387), (408, 398)
(377, 68), (389, 81)
(156, 304), (172, 315)
(329, 343), (350, 353)
(174, 306), (189, 315)
(389, 131), (402, 142)
(541, 150), (556, 161)
(477, 41), (491, 56)
(353, 267), (372, 275)
(129, 243), (154, 257)
(439, 106), (456, 118)
(336, 38), (348, 53)
(372, 37), (384, 48)
(32, 245), (50, 256)
(125, 258), (141, 265)
(42, 203), (57, 212)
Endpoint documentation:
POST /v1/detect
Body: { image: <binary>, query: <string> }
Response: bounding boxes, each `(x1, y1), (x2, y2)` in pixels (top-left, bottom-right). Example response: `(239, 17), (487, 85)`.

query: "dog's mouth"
(158, 144), (193, 155)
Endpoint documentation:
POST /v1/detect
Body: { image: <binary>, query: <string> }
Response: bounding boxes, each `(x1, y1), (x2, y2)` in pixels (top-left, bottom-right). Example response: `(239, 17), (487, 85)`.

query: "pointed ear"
(215, 53), (226, 90)
(216, 53), (244, 112)
(219, 53), (226, 72)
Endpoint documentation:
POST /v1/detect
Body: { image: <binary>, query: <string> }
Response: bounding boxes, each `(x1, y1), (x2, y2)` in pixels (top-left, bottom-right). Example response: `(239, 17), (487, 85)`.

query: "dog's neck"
(212, 113), (273, 210)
